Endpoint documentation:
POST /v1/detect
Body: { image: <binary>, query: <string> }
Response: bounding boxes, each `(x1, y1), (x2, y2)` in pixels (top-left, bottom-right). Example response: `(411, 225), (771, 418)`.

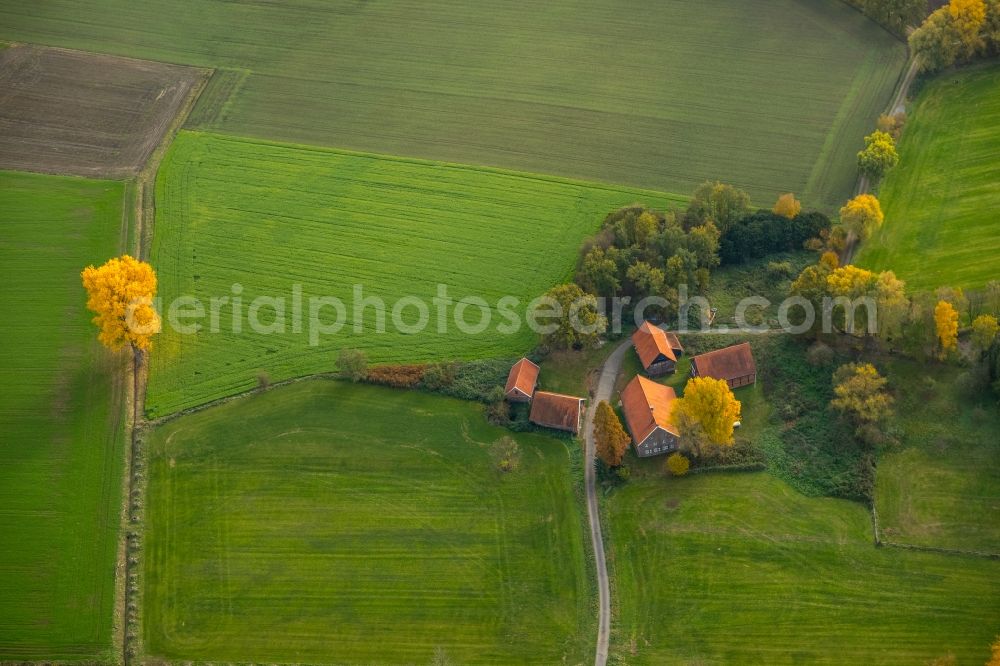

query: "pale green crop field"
(144, 381), (593, 664)
(145, 131), (679, 416)
(0, 0), (905, 208)
(0, 172), (126, 660)
(606, 473), (1000, 664)
(857, 63), (1000, 290)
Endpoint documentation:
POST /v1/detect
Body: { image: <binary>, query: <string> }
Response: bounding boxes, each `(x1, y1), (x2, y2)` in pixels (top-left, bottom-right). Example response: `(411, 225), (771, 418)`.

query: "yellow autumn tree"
(670, 377), (741, 453)
(81, 255), (161, 353)
(665, 452), (690, 476)
(934, 300), (959, 357)
(988, 634), (1000, 666)
(949, 0), (987, 57)
(594, 400), (631, 467)
(839, 194), (885, 241)
(772, 193), (801, 219)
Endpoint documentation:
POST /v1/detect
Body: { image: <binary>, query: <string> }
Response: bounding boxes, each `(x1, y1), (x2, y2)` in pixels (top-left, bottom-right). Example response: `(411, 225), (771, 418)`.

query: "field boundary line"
(869, 503), (1000, 560)
(115, 67), (212, 666)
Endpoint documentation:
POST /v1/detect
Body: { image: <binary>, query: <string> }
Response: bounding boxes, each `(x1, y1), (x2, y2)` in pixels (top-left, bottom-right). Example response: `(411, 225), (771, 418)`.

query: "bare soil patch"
(0, 44), (204, 177)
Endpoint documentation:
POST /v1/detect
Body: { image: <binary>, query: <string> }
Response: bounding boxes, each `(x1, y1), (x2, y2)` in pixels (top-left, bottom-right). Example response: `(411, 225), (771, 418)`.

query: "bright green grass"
(605, 472), (1000, 664)
(144, 380), (593, 664)
(875, 358), (1000, 553)
(146, 131), (681, 416)
(0, 172), (126, 659)
(857, 63), (1000, 290)
(0, 0), (905, 208)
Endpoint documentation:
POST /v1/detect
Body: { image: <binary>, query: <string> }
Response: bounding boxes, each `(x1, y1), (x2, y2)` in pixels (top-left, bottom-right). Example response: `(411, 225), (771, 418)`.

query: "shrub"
(489, 436), (521, 473)
(364, 364), (426, 388)
(719, 211), (830, 265)
(337, 348), (368, 382)
(805, 341), (835, 367)
(257, 371), (271, 390)
(421, 362), (457, 391)
(438, 359), (517, 402)
(666, 452), (690, 476)
(765, 260), (795, 281)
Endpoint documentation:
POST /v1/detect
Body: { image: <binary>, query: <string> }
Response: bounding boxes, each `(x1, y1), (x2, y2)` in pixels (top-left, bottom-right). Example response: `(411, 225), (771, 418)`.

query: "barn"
(631, 321), (683, 377)
(529, 391), (586, 434)
(689, 342), (757, 389)
(619, 375), (679, 457)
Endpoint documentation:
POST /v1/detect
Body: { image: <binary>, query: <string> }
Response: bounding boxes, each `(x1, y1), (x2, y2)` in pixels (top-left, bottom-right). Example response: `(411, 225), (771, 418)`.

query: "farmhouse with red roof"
(690, 342), (757, 389)
(619, 375), (679, 457)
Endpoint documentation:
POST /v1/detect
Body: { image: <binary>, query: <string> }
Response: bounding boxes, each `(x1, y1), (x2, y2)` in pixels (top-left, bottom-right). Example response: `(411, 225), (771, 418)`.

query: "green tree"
(337, 348), (368, 382)
(684, 181), (751, 233)
(972, 314), (1000, 354)
(594, 401), (631, 467)
(857, 130), (899, 180)
(577, 247), (622, 297)
(534, 283), (607, 350)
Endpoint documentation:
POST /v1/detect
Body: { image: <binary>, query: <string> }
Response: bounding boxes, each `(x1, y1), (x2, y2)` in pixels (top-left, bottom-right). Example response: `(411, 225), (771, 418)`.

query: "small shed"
(504, 358), (540, 402)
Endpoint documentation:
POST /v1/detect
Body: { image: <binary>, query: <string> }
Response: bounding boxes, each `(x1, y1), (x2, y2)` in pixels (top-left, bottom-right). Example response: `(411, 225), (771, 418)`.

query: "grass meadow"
(0, 172), (126, 659)
(0, 0), (905, 208)
(857, 63), (1000, 290)
(143, 381), (593, 664)
(146, 131), (680, 416)
(605, 473), (1000, 665)
(875, 359), (1000, 554)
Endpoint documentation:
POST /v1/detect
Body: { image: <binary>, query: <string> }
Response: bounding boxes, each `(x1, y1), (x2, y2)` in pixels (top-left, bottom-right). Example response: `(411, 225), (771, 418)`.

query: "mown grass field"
(857, 63), (1000, 290)
(146, 131), (680, 416)
(875, 359), (1000, 553)
(0, 172), (126, 659)
(0, 0), (905, 208)
(144, 381), (593, 664)
(605, 473), (1000, 664)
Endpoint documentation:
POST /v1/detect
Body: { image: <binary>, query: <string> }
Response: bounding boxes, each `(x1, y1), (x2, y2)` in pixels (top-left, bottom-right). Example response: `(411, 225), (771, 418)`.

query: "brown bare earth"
(0, 44), (203, 177)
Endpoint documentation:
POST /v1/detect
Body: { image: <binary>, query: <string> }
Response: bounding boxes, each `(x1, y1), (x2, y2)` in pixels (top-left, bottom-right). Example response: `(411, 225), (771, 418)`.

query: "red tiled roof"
(620, 375), (679, 443)
(530, 391), (585, 434)
(631, 321), (677, 370)
(691, 342), (756, 382)
(664, 331), (684, 354)
(504, 358), (539, 398)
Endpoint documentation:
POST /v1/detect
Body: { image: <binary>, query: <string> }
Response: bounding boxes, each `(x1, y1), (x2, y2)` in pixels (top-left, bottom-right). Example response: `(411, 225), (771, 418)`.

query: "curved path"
(582, 337), (631, 666)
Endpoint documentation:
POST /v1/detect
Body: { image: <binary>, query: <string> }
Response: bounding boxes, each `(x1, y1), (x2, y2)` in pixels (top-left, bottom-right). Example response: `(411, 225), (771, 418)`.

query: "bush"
(364, 364), (427, 389)
(257, 371), (271, 390)
(421, 362), (457, 391)
(805, 341), (835, 367)
(437, 358), (517, 402)
(337, 348), (368, 382)
(765, 260), (795, 281)
(489, 436), (521, 473)
(665, 452), (690, 476)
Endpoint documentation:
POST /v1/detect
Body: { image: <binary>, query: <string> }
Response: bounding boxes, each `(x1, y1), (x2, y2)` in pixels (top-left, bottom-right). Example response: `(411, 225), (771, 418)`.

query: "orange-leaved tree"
(934, 299), (959, 358)
(772, 193), (801, 219)
(82, 255), (160, 352)
(670, 377), (741, 456)
(594, 400), (630, 467)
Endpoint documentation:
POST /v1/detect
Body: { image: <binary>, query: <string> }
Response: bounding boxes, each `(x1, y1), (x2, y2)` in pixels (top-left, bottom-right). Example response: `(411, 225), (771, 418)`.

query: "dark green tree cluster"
(719, 210), (831, 265)
(844, 0), (928, 36)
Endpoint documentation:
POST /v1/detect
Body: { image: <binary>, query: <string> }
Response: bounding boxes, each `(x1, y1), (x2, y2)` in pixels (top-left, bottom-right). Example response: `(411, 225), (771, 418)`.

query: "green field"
(875, 359), (1000, 553)
(857, 63), (1000, 290)
(0, 172), (126, 659)
(146, 131), (679, 416)
(605, 473), (1000, 664)
(0, 0), (905, 208)
(144, 381), (592, 663)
